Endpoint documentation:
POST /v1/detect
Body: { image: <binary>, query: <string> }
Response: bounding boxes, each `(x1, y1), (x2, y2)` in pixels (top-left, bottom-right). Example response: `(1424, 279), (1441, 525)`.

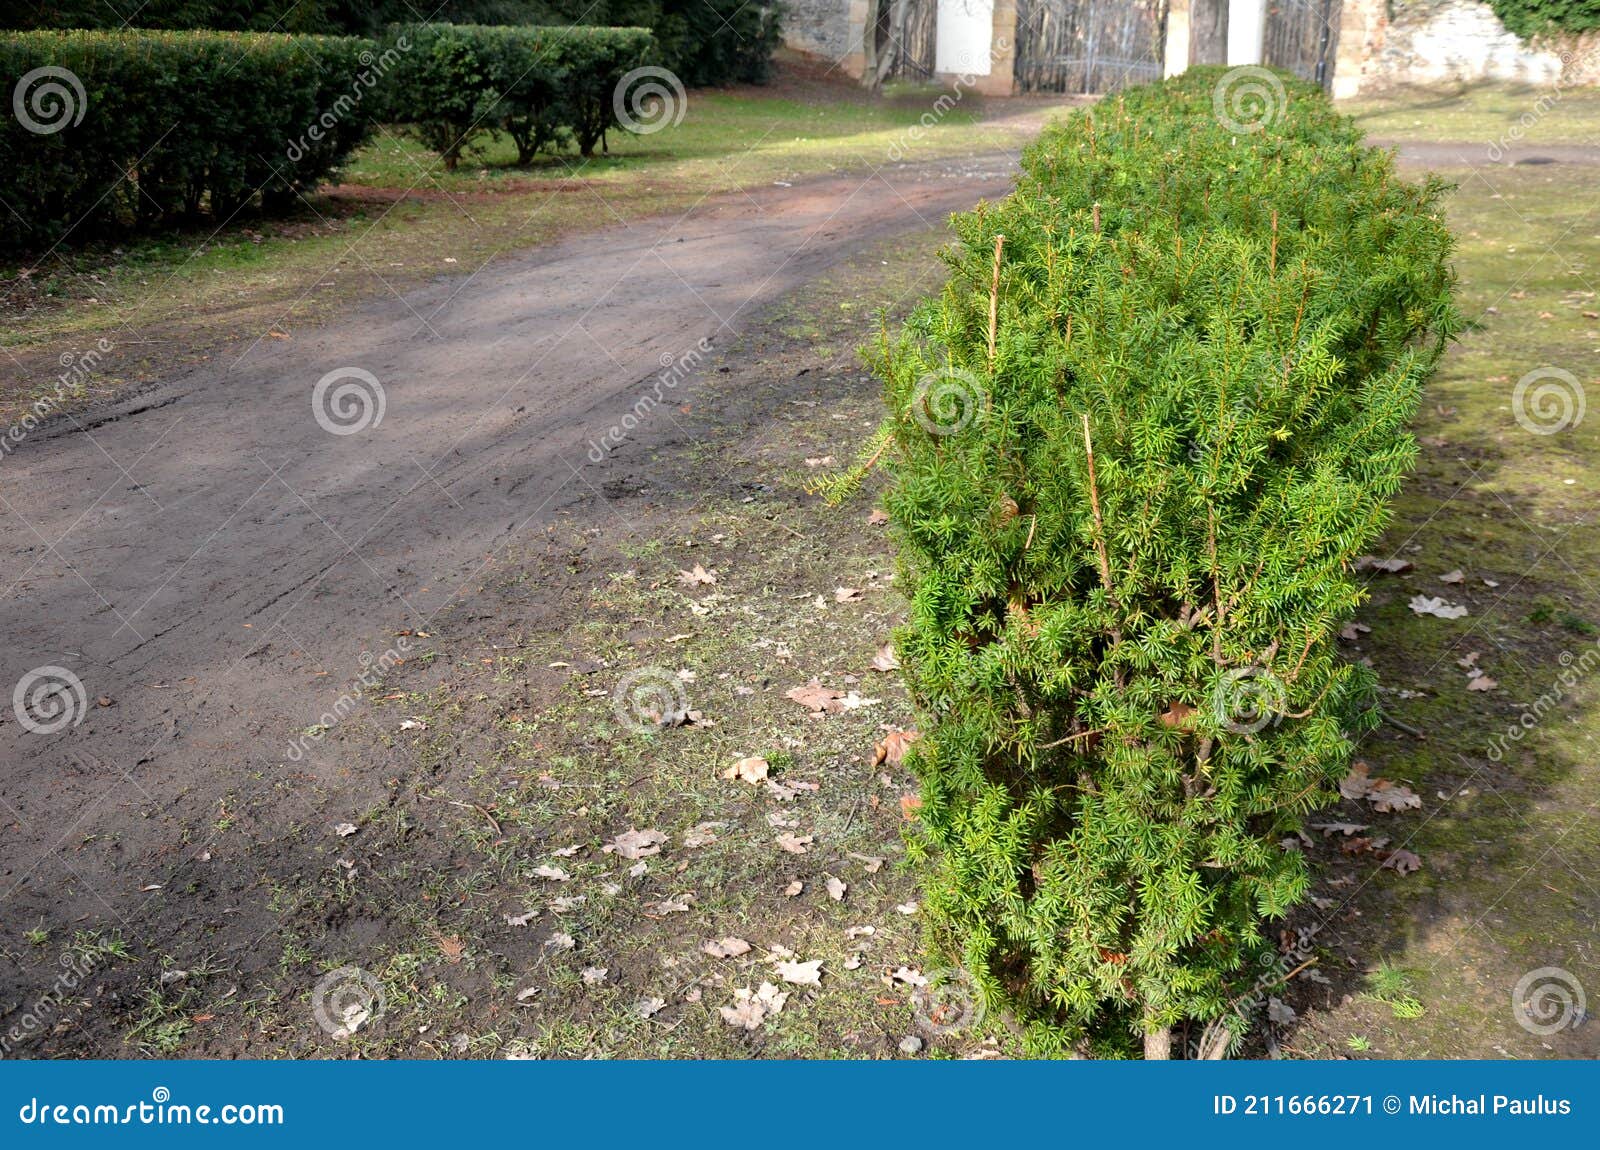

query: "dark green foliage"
(533, 0), (782, 86)
(380, 24), (656, 163)
(0, 29), (380, 246)
(0, 0), (780, 87)
(1483, 0), (1600, 39)
(873, 67), (1459, 1056)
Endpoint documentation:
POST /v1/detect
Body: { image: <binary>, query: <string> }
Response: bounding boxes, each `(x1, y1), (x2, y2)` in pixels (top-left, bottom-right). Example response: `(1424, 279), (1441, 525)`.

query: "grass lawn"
(1348, 82), (1600, 146)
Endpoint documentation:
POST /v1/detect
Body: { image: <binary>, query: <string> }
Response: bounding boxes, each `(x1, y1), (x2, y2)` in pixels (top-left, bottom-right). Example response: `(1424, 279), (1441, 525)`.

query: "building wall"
(783, 0), (858, 61)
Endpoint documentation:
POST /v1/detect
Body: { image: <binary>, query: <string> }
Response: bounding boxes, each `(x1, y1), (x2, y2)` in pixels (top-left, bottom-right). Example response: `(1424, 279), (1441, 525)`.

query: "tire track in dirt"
(0, 154), (1018, 942)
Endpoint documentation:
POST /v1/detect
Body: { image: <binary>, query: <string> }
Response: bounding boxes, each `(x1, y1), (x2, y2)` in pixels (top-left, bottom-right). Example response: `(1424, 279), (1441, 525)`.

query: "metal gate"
(1262, 0), (1342, 89)
(1013, 0), (1168, 94)
(874, 0), (939, 81)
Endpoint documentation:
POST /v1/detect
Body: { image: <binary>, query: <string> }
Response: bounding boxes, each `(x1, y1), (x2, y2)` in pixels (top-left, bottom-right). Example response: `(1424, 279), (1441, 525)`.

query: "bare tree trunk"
(1144, 1025), (1173, 1060)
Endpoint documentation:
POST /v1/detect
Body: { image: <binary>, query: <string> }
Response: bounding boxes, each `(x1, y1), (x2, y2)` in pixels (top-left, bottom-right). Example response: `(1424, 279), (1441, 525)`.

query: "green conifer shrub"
(872, 67), (1459, 1058)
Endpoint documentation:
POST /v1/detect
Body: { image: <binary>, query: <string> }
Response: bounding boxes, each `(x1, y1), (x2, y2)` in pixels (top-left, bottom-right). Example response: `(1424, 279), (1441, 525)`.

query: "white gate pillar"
(1226, 0), (1267, 65)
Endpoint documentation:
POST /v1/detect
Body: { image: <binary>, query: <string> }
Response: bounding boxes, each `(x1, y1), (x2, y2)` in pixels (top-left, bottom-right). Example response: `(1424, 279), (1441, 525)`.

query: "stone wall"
(1355, 0), (1577, 90)
(783, 0), (857, 61)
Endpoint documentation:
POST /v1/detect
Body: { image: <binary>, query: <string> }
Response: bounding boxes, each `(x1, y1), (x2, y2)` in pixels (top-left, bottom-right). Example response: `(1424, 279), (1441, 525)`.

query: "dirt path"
(0, 155), (1017, 947)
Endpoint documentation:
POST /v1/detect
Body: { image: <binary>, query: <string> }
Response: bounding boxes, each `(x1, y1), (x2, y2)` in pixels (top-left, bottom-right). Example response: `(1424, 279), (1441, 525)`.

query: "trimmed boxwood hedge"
(380, 23), (657, 165)
(1, 29), (383, 245)
(874, 67), (1459, 1056)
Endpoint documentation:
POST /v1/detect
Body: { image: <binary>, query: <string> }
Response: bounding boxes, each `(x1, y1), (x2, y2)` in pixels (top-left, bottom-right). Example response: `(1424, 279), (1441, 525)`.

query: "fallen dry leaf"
(848, 852), (886, 873)
(1356, 556), (1413, 574)
(835, 586), (864, 603)
(826, 876), (847, 902)
(776, 833), (814, 855)
(581, 967), (608, 985)
(646, 895), (694, 915)
(702, 937), (752, 959)
(1339, 621), (1371, 641)
(1340, 762), (1374, 800)
(787, 679), (842, 712)
(899, 793), (923, 820)
(783, 880), (804, 897)
(723, 756), (770, 785)
(545, 932), (576, 951)
(436, 934), (465, 964)
(532, 865), (571, 882)
(719, 982), (787, 1029)
(868, 508), (889, 525)
(774, 959), (823, 987)
(682, 821), (725, 848)
(1467, 674), (1499, 692)
(1366, 780), (1422, 813)
(504, 910), (538, 927)
(634, 997), (667, 1019)
(1438, 569), (1465, 584)
(1159, 701), (1196, 729)
(677, 564), (717, 586)
(874, 726), (920, 767)
(1410, 594), (1468, 619)
(870, 644), (900, 673)
(1383, 848), (1422, 875)
(603, 828), (668, 860)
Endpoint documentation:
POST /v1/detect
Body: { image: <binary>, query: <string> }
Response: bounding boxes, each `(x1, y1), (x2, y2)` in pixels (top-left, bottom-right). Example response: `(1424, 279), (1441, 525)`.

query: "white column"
(1226, 0), (1267, 65)
(1164, 0), (1192, 78)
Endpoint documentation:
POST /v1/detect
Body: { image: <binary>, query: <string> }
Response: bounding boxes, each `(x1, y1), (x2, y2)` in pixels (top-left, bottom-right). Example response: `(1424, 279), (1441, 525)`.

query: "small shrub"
(873, 67), (1459, 1057)
(380, 24), (657, 164)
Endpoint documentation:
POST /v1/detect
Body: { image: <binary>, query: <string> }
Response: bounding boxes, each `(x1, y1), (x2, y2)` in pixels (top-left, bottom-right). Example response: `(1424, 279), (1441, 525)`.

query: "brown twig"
(1082, 413), (1114, 596)
(987, 233), (1005, 368)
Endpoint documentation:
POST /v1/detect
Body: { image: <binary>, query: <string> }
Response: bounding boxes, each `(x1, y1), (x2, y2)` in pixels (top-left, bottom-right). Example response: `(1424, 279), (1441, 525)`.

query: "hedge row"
(380, 24), (656, 165)
(875, 67), (1459, 1056)
(0, 30), (382, 244)
(4, 0), (780, 87)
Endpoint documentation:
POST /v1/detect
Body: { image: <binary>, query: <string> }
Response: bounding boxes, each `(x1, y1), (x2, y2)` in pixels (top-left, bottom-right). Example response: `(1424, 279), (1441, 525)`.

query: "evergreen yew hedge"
(0, 29), (380, 245)
(873, 68), (1459, 1057)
